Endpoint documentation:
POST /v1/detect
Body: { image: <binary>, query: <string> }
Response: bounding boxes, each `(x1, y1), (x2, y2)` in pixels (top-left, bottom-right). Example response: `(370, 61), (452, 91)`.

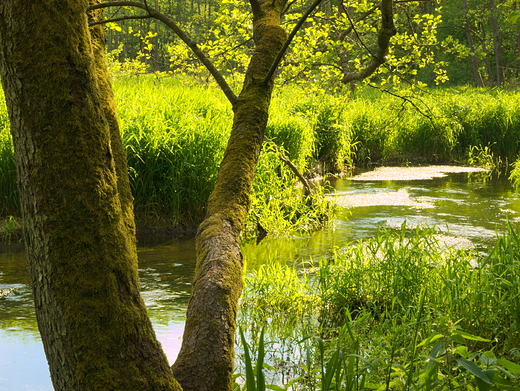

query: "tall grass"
(114, 77), (333, 235)
(237, 223), (520, 390)
(0, 93), (18, 218)
(3, 78), (520, 232)
(114, 76), (232, 226)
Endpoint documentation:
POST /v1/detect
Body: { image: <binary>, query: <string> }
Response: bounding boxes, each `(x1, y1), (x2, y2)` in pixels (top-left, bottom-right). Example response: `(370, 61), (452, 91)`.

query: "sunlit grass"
(237, 223), (520, 390)
(3, 78), (520, 235)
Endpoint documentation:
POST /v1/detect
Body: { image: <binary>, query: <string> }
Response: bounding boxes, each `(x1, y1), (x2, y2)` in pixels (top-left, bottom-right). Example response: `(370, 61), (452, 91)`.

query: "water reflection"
(0, 238), (196, 391)
(1, 168), (520, 390)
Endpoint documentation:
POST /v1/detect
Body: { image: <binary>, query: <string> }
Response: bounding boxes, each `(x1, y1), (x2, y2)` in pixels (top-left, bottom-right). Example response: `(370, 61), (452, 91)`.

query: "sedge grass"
(3, 78), (520, 234)
(237, 222), (520, 390)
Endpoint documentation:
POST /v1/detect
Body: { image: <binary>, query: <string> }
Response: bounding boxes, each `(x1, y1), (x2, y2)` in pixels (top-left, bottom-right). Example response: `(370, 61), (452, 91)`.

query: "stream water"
(1, 166), (519, 390)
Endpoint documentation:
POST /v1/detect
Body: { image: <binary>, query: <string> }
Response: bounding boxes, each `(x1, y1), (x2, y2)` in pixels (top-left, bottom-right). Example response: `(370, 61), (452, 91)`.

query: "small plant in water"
(237, 223), (520, 390)
(0, 215), (18, 244)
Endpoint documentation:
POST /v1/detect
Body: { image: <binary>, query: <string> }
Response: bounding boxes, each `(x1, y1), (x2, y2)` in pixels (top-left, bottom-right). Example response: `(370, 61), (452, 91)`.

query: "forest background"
(1, 0), (520, 390)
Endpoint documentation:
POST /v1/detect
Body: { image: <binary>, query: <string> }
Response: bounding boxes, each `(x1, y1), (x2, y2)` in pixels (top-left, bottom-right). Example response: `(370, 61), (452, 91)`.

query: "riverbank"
(2, 166), (520, 390)
(2, 77), (520, 236)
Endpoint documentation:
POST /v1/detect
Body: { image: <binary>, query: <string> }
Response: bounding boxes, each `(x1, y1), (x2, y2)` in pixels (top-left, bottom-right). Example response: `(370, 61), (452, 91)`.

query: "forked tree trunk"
(171, 1), (288, 390)
(0, 1), (181, 390)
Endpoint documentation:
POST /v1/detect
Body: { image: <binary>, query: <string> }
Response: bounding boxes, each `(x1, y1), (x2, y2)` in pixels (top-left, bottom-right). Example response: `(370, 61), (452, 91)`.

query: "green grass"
(114, 76), (232, 226)
(237, 223), (520, 390)
(3, 78), (520, 235)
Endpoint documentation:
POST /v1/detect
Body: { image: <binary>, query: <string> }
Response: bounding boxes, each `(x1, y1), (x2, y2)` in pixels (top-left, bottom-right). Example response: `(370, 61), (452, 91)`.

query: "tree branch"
(264, 136), (313, 196)
(341, 0), (397, 83)
(338, 5), (378, 41)
(262, 0), (325, 85)
(90, 14), (151, 25)
(88, 1), (238, 105)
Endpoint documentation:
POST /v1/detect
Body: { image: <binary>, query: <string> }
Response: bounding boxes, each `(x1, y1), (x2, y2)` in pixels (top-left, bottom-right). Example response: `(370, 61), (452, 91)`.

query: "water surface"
(1, 167), (519, 390)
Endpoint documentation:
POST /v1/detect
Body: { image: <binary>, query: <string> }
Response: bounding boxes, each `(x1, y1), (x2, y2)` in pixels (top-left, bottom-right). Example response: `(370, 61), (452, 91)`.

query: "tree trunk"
(171, 0), (288, 390)
(480, 21), (495, 87)
(0, 1), (181, 390)
(461, 0), (484, 87)
(489, 0), (504, 86)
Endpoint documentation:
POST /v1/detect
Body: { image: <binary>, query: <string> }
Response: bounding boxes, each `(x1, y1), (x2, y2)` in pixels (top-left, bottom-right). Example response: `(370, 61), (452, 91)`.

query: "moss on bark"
(0, 1), (181, 390)
(172, 1), (288, 390)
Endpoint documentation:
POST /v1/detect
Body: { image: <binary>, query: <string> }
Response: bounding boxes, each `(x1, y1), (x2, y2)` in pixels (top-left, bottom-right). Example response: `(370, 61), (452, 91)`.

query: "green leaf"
(456, 358), (493, 385)
(494, 374), (520, 391)
(453, 330), (491, 342)
(257, 327), (266, 391)
(417, 333), (444, 347)
(475, 369), (495, 391)
(497, 358), (520, 375)
(240, 327), (256, 391)
(454, 345), (469, 359)
(480, 351), (497, 367)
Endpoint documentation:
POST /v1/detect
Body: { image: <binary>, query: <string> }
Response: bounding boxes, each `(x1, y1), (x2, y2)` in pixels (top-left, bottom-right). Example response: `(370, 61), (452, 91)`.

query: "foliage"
(0, 94), (17, 218)
(238, 223), (520, 390)
(4, 78), (520, 228)
(162, 0), (460, 92)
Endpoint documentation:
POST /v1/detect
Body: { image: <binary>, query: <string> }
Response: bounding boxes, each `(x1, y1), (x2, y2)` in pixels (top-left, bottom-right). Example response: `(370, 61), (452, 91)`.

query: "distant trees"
(103, 0), (520, 88)
(440, 0), (520, 87)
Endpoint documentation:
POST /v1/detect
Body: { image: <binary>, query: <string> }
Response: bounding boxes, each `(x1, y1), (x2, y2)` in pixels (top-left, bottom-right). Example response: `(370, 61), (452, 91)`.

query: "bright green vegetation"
(104, 0), (518, 90)
(238, 223), (520, 390)
(3, 78), (520, 236)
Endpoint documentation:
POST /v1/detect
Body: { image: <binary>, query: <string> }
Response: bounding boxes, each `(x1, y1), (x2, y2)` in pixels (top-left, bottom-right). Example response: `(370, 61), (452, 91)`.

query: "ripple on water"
(332, 188), (435, 208)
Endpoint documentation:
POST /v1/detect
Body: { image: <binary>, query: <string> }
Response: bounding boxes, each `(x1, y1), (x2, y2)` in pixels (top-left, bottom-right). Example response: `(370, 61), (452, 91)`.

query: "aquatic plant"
(238, 223), (520, 390)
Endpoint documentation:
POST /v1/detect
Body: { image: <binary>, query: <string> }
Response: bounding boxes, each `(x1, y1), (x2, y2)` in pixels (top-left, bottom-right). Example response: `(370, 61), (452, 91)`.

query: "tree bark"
(170, 0), (288, 390)
(489, 0), (504, 86)
(461, 0), (484, 87)
(0, 1), (181, 390)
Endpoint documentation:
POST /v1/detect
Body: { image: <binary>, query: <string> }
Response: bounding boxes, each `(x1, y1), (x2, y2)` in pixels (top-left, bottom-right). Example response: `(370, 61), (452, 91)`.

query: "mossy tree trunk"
(0, 1), (181, 390)
(1, 0), (393, 390)
(170, 1), (288, 390)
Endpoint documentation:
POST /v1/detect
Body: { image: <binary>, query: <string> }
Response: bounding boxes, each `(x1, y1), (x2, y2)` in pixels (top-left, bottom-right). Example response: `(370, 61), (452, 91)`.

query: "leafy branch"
(88, 1), (239, 105)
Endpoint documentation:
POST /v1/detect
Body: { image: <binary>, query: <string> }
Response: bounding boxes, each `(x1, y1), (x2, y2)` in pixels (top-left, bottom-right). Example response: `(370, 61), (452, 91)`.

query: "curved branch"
(262, 0), (325, 85)
(264, 135), (313, 196)
(341, 0), (397, 83)
(90, 14), (150, 25)
(88, 1), (238, 105)
(338, 5), (378, 41)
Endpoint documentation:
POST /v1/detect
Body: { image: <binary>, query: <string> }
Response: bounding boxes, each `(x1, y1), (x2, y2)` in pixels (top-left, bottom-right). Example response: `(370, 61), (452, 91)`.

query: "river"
(1, 166), (519, 390)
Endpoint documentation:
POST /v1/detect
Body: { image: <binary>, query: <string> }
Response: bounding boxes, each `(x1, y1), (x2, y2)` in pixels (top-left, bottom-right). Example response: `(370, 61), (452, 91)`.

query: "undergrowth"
(237, 223), (520, 390)
(3, 77), (520, 236)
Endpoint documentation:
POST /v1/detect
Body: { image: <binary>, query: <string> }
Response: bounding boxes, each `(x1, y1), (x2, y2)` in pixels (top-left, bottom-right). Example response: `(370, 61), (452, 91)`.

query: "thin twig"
(90, 14), (151, 26)
(264, 136), (314, 196)
(262, 0), (325, 85)
(88, 1), (238, 105)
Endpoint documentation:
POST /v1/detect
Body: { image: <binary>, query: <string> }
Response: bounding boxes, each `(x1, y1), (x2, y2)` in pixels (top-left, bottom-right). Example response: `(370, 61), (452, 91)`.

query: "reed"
(0, 94), (18, 218)
(3, 78), (520, 233)
(237, 223), (520, 390)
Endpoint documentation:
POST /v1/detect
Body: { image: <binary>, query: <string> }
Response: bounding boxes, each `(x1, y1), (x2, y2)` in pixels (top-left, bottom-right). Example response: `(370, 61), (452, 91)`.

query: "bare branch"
(264, 136), (314, 196)
(262, 0), (325, 85)
(90, 14), (151, 26)
(88, 1), (238, 105)
(341, 0), (397, 84)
